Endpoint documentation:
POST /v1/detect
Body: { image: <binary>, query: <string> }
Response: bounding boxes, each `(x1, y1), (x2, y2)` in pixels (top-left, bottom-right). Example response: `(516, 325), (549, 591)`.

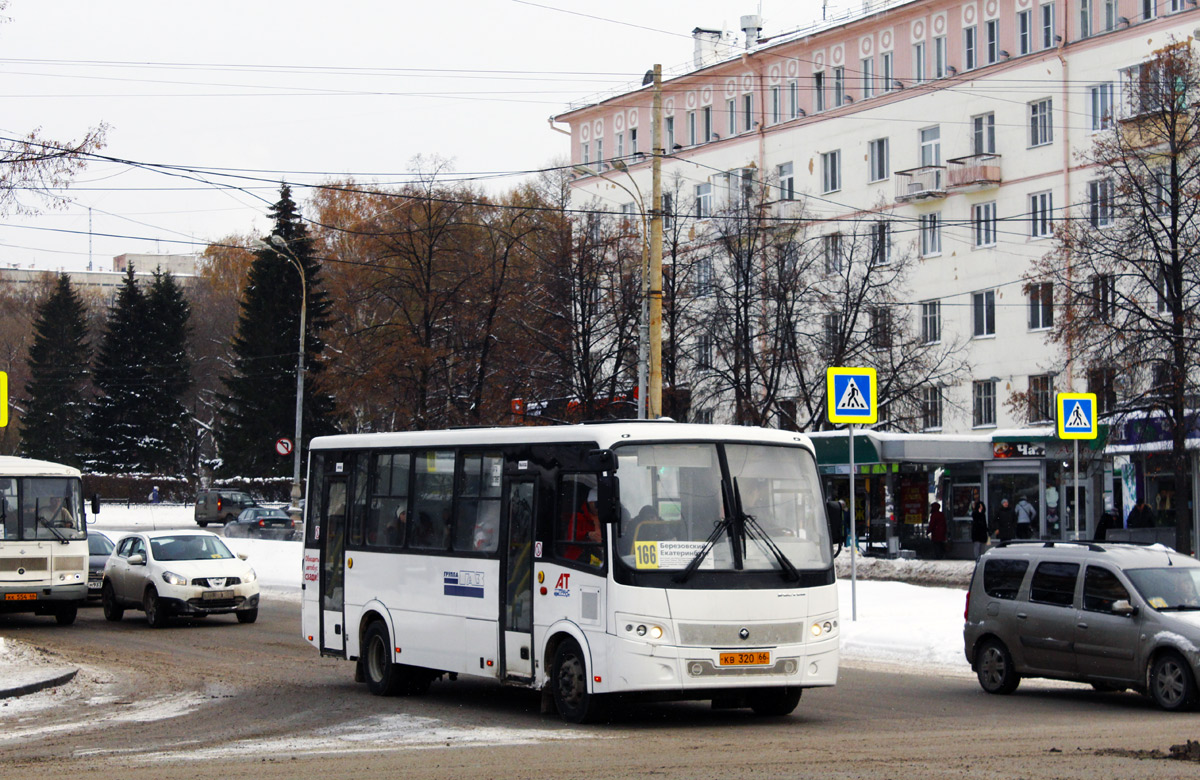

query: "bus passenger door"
(320, 476), (348, 655)
(502, 480), (535, 681)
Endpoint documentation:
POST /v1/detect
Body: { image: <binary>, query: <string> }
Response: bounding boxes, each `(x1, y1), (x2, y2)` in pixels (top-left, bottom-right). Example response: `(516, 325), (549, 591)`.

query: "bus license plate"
(4, 593), (37, 601)
(203, 590), (233, 600)
(719, 651), (771, 666)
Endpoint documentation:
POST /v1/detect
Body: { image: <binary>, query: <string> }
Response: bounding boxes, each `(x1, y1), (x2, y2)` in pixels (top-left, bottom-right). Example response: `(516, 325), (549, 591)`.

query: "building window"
(922, 386), (943, 430)
(581, 141), (590, 167)
(861, 57), (875, 98)
(702, 106), (713, 141)
(964, 26), (978, 70)
(1030, 191), (1053, 238)
(777, 162), (795, 201)
(833, 67), (846, 106)
(869, 307), (893, 349)
(973, 290), (996, 337)
(1142, 0), (1156, 20)
(920, 212), (942, 256)
(973, 112), (996, 155)
(665, 116), (674, 150)
(1028, 281), (1053, 329)
(1029, 374), (1054, 422)
(823, 312), (841, 361)
(814, 71), (827, 112)
(1040, 2), (1055, 50)
(694, 256), (713, 297)
(770, 86), (781, 124)
(687, 111), (698, 146)
(616, 132), (624, 160)
(986, 20), (1000, 64)
(696, 334), (714, 369)
(743, 93), (754, 130)
(1018, 9), (1033, 54)
(1087, 366), (1117, 414)
(630, 127), (638, 155)
(788, 80), (800, 118)
(1081, 0), (1094, 37)
(1157, 269), (1173, 314)
(881, 52), (894, 91)
(662, 192), (673, 230)
(822, 150), (841, 193)
(870, 220), (892, 265)
(1153, 167), (1172, 215)
(935, 36), (947, 78)
(921, 300), (942, 343)
(974, 201), (998, 247)
(595, 138), (604, 168)
(973, 380), (997, 427)
(1092, 273), (1116, 321)
(726, 98), (737, 135)
(1030, 98), (1053, 146)
(868, 138), (889, 182)
(914, 42), (926, 83)
(920, 125), (941, 167)
(1089, 83), (1114, 131)
(1089, 179), (1113, 227)
(823, 233), (844, 274)
(695, 182), (712, 218)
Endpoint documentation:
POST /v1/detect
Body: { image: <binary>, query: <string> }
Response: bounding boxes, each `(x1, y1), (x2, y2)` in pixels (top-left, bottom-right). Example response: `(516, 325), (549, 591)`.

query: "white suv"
(102, 530), (260, 627)
(964, 540), (1200, 711)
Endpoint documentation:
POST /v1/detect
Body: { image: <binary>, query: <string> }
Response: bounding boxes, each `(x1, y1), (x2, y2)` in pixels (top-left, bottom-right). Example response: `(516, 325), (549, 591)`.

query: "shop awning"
(807, 430), (993, 466)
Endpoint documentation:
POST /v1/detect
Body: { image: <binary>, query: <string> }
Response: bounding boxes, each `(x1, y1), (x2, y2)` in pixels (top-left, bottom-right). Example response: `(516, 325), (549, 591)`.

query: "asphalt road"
(3, 596), (1200, 779)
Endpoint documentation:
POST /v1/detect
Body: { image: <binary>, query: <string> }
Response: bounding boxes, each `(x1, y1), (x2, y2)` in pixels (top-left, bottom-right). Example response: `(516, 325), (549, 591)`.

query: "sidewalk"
(0, 637), (79, 700)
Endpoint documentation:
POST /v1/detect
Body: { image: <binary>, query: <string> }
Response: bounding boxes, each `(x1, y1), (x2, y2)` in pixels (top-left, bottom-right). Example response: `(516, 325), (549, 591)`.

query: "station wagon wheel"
(976, 638), (1020, 695)
(551, 638), (604, 723)
(102, 581), (124, 621)
(1149, 652), (1197, 712)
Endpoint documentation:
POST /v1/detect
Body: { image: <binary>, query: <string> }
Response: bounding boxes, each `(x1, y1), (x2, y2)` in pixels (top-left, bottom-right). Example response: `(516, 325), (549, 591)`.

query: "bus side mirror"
(91, 494), (101, 515)
(595, 474), (621, 535)
(585, 449), (617, 473)
(826, 500), (844, 542)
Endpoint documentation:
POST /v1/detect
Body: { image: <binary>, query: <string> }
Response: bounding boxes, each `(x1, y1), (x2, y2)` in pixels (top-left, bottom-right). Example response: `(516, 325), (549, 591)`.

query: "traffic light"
(0, 371), (7, 427)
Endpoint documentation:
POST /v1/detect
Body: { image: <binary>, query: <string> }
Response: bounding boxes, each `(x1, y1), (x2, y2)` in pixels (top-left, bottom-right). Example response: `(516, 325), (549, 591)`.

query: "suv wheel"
(976, 638), (1020, 695)
(144, 586), (169, 628)
(1149, 652), (1197, 712)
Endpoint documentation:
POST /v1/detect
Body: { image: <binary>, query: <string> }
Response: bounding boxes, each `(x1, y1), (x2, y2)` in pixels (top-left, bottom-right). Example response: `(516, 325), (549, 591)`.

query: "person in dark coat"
(928, 501), (948, 558)
(1095, 511), (1115, 541)
(1127, 500), (1155, 529)
(992, 497), (1017, 542)
(971, 501), (989, 560)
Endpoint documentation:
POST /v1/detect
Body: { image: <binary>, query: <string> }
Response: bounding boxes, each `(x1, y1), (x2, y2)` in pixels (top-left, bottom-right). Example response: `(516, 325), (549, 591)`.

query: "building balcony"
(947, 154), (1002, 191)
(895, 166), (947, 202)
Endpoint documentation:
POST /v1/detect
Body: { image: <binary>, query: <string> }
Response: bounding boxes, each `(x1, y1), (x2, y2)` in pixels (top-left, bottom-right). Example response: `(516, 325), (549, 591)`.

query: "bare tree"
(1033, 41), (1200, 552)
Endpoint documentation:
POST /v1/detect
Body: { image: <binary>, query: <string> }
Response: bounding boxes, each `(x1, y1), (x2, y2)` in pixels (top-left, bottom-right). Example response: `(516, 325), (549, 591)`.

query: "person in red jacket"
(929, 501), (948, 558)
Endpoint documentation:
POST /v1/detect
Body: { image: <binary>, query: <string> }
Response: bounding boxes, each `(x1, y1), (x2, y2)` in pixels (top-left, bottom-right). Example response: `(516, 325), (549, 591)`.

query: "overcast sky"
(1, 1), (835, 272)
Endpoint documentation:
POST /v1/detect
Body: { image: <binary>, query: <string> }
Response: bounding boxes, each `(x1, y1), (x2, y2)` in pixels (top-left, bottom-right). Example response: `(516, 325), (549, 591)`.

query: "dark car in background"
(225, 506), (297, 540)
(87, 530), (115, 600)
(194, 490), (258, 527)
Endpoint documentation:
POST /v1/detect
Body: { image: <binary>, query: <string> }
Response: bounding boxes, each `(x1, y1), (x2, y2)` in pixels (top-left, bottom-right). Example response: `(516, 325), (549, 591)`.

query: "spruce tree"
(87, 266), (153, 471)
(143, 270), (192, 473)
(21, 274), (91, 466)
(217, 185), (336, 477)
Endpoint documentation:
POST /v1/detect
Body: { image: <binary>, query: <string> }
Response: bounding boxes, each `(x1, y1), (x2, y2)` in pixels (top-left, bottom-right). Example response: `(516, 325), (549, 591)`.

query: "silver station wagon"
(964, 541), (1200, 711)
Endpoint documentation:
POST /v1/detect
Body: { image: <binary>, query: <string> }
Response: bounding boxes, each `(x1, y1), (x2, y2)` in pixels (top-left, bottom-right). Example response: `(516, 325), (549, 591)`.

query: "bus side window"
(555, 476), (603, 568)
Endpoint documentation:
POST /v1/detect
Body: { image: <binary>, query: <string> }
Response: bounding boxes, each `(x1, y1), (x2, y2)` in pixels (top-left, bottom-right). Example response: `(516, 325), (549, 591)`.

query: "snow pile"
(836, 554), (975, 588)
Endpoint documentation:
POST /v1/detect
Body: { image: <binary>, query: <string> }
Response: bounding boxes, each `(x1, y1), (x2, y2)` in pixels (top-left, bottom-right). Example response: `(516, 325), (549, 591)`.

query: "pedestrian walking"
(1014, 496), (1037, 539)
(971, 500), (989, 560)
(992, 497), (1017, 542)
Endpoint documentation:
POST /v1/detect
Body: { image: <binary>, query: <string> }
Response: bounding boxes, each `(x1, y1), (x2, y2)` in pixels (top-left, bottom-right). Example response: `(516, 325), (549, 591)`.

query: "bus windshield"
(614, 442), (831, 575)
(0, 477), (86, 541)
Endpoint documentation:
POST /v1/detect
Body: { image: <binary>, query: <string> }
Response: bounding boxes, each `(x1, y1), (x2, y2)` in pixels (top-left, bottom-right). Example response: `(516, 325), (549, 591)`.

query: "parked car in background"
(194, 490), (258, 527)
(86, 530), (114, 601)
(965, 540), (1200, 711)
(102, 530), (260, 627)
(226, 506), (297, 540)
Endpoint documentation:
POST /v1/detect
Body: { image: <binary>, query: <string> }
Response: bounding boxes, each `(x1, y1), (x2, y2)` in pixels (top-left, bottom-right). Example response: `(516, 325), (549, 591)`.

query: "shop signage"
(993, 442), (1046, 458)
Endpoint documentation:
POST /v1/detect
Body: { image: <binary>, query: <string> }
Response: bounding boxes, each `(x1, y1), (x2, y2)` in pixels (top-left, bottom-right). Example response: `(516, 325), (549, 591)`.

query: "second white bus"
(301, 422), (841, 721)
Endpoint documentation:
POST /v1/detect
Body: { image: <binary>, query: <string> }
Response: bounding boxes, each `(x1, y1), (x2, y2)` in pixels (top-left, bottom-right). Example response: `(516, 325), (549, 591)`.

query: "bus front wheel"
(54, 604), (78, 626)
(748, 686), (802, 716)
(551, 638), (604, 723)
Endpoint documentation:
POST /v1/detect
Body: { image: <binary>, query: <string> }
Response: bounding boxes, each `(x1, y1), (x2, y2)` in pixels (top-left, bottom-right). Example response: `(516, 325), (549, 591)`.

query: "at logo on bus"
(553, 573), (570, 597)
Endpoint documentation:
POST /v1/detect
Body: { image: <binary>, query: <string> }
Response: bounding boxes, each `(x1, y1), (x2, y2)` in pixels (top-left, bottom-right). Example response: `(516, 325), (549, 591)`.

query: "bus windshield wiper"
(735, 479), (800, 582)
(37, 516), (70, 543)
(675, 480), (734, 584)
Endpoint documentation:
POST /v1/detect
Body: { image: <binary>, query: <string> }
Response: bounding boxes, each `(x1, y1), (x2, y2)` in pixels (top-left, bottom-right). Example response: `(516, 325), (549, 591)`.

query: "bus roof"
(310, 422), (816, 454)
(0, 456), (83, 478)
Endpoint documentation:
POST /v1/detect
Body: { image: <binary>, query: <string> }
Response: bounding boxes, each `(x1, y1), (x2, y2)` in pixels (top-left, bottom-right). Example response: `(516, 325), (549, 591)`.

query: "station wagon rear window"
(983, 559), (1028, 600)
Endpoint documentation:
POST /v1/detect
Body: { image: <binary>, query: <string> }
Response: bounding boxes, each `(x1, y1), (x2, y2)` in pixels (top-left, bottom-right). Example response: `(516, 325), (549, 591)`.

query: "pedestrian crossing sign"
(1057, 392), (1097, 439)
(827, 367), (877, 424)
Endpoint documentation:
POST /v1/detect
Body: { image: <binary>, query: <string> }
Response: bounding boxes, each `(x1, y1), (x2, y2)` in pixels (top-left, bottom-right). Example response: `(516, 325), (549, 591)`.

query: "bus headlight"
(162, 571), (187, 586)
(619, 614), (670, 644)
(810, 619), (838, 638)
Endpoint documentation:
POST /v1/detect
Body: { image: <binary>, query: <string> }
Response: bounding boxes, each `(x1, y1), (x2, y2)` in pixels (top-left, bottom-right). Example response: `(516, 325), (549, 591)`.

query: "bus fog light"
(784, 660), (798, 675)
(809, 662), (819, 675)
(689, 662), (704, 677)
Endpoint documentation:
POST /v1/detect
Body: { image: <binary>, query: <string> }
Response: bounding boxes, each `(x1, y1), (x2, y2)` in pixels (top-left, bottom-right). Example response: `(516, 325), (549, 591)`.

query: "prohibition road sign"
(275, 438), (294, 456)
(826, 367), (878, 424)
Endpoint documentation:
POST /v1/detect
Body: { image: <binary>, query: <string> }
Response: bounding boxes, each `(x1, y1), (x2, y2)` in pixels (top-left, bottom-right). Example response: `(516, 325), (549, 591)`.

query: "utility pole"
(649, 63), (664, 419)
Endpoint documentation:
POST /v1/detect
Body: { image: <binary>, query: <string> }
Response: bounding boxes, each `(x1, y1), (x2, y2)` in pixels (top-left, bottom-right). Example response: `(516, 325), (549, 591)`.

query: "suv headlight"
(244, 568), (257, 584)
(162, 571), (187, 586)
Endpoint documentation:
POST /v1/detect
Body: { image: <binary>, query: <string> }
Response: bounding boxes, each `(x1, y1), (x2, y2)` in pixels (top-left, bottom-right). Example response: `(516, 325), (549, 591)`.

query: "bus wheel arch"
(545, 630), (604, 723)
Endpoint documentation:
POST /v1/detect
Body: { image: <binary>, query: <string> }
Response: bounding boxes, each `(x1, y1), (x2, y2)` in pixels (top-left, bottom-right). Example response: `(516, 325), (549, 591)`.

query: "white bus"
(0, 456), (90, 625)
(301, 422), (841, 721)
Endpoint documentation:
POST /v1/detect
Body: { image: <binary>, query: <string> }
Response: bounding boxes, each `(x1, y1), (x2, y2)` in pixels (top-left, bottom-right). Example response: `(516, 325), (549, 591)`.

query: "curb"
(0, 668), (79, 700)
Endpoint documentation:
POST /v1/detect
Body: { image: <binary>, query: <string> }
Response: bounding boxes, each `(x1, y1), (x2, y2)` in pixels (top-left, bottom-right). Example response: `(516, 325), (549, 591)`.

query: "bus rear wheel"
(551, 638), (604, 723)
(362, 621), (433, 696)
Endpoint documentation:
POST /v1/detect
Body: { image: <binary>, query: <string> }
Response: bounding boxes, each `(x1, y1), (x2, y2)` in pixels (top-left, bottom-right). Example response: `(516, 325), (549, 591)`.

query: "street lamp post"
(260, 235), (306, 507)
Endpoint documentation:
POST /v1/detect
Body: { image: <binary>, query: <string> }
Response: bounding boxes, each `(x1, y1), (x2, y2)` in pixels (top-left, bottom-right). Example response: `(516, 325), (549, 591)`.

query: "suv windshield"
(150, 535), (236, 562)
(1125, 567), (1200, 611)
(614, 442), (830, 576)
